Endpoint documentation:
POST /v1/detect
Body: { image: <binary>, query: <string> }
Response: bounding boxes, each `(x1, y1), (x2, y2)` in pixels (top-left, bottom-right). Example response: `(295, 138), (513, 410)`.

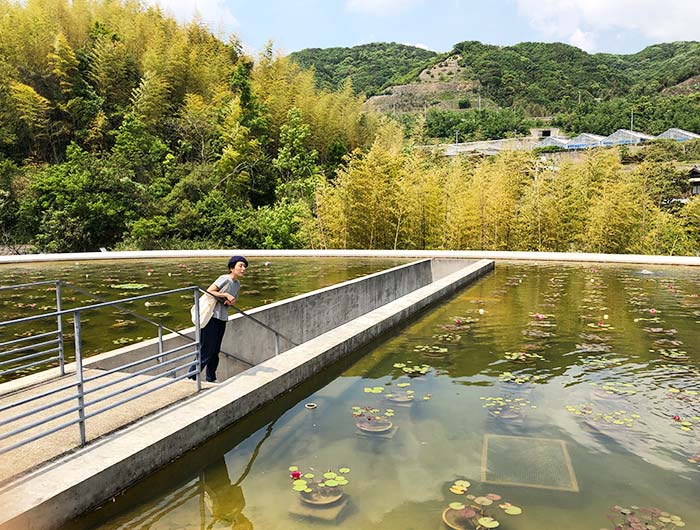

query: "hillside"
(288, 42), (438, 96)
(291, 40), (700, 117)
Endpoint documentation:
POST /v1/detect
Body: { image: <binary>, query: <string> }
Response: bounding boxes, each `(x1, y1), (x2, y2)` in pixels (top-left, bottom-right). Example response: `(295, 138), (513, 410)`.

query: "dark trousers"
(198, 318), (227, 382)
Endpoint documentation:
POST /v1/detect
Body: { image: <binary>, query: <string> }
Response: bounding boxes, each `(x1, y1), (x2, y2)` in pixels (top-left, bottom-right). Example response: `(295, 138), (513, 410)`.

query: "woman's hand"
(224, 293), (236, 305)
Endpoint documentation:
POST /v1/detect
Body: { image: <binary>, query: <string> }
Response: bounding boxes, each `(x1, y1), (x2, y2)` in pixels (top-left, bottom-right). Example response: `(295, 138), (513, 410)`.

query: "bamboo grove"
(1, 0), (699, 255)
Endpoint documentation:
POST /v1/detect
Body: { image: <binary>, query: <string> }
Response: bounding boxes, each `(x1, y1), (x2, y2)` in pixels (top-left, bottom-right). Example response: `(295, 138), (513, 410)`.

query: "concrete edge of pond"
(0, 259), (494, 530)
(0, 249), (699, 266)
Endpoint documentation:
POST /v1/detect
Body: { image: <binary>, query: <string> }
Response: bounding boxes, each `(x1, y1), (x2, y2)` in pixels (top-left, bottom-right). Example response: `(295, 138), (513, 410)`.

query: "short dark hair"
(227, 255), (248, 270)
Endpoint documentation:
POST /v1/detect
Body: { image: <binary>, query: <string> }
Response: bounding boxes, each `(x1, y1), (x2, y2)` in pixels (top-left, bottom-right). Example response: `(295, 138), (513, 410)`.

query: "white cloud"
(346, 0), (422, 16)
(515, 0), (700, 51)
(402, 42), (434, 51)
(145, 0), (239, 33)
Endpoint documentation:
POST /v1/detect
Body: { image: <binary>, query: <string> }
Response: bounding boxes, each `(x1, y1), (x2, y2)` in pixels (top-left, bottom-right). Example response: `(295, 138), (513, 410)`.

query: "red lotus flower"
(650, 308), (656, 315)
(291, 471), (301, 480)
(673, 415), (681, 422)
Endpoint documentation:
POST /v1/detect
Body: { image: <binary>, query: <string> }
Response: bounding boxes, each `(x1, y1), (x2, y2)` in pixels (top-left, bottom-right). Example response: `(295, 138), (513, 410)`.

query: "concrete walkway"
(0, 369), (215, 484)
(1, 249), (699, 266)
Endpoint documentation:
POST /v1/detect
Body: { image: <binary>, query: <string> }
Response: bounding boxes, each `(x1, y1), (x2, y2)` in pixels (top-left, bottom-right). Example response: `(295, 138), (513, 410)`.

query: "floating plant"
(351, 406), (394, 433)
(413, 345), (449, 357)
(110, 283), (150, 290)
(363, 386), (385, 394)
(503, 351), (544, 364)
(587, 321), (615, 331)
(111, 319), (137, 329)
(580, 356), (623, 370)
(655, 348), (690, 362)
(498, 372), (537, 385)
(112, 336), (143, 345)
(605, 505), (686, 529)
(442, 479), (524, 530)
(288, 465), (350, 505)
(394, 361), (432, 376)
(671, 415), (699, 433)
(566, 403), (641, 430)
(576, 343), (613, 353)
(654, 338), (684, 347)
(431, 333), (462, 343)
(590, 382), (637, 400)
(643, 327), (677, 336)
(480, 396), (536, 419)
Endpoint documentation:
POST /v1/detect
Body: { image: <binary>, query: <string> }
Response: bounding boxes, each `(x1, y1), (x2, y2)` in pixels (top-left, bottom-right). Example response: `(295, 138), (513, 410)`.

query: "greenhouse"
(600, 129), (654, 146)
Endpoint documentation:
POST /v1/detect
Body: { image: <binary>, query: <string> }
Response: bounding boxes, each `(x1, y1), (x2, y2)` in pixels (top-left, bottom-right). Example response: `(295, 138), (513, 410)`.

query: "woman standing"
(195, 255), (247, 382)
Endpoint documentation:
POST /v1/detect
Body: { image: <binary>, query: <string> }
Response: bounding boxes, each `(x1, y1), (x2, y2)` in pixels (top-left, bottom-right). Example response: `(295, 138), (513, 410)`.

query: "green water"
(64, 263), (700, 529)
(0, 257), (407, 380)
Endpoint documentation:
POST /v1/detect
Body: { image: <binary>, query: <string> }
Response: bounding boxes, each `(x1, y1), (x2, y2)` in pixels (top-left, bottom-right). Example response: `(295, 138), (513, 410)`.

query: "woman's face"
(231, 261), (247, 278)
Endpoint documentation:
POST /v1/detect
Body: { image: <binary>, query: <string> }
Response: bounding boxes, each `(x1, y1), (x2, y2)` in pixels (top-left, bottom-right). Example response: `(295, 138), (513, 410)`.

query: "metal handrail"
(199, 288), (299, 356)
(0, 283), (204, 456)
(0, 278), (300, 458)
(0, 279), (65, 377)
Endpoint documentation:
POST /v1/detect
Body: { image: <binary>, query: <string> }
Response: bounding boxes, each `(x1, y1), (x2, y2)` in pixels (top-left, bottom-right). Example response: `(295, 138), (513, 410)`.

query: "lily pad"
(110, 283), (150, 290)
(478, 516), (500, 528)
(339, 467), (350, 474)
(449, 502), (466, 510)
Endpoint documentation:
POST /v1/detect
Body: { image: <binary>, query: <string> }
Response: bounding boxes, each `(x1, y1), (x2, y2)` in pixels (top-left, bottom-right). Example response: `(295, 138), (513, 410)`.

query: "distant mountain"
(288, 42), (438, 96)
(291, 40), (700, 116)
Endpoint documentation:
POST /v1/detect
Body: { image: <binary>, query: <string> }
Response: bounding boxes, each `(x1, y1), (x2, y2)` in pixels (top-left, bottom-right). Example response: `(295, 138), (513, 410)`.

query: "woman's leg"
(196, 318), (225, 379)
(205, 319), (227, 382)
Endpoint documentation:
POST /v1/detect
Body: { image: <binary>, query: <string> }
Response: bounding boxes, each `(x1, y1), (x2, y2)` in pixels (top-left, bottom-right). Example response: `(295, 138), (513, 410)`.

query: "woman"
(196, 255), (247, 382)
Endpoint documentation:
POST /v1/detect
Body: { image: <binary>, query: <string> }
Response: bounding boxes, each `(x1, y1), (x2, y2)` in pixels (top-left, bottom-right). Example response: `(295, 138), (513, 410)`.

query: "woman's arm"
(207, 282), (236, 305)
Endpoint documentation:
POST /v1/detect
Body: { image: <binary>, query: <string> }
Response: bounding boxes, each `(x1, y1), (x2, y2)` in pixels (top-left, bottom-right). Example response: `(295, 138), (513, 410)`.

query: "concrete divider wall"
(219, 259), (433, 367)
(85, 259), (434, 378)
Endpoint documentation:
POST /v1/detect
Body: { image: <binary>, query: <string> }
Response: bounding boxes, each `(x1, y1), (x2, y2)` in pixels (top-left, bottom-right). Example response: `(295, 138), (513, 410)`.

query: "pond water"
(64, 263), (700, 530)
(0, 257), (407, 380)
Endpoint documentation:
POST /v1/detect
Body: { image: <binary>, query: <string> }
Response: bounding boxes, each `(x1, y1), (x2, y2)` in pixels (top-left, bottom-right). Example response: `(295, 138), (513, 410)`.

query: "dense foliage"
(0, 0), (376, 251)
(1, 1), (698, 256)
(314, 124), (700, 255)
(289, 43), (438, 96)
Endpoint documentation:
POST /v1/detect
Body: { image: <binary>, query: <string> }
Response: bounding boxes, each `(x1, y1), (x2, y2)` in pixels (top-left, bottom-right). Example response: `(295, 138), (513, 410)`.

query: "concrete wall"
(2, 249), (699, 266)
(0, 259), (494, 530)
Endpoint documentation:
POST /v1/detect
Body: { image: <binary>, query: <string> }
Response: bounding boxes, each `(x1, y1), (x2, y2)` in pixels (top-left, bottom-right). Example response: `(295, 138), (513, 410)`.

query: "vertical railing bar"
(157, 324), (163, 364)
(275, 333), (280, 356)
(193, 288), (201, 392)
(56, 280), (65, 375)
(73, 311), (87, 446)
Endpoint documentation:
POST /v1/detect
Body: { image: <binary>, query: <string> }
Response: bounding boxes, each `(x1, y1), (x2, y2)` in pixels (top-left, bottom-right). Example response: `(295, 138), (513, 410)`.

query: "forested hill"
(290, 40), (700, 114)
(288, 43), (438, 96)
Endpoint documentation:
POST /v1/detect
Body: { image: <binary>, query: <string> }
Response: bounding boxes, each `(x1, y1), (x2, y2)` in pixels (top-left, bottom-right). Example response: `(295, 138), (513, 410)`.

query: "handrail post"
(193, 289), (201, 392)
(157, 324), (163, 364)
(73, 311), (87, 445)
(55, 280), (65, 375)
(275, 333), (280, 356)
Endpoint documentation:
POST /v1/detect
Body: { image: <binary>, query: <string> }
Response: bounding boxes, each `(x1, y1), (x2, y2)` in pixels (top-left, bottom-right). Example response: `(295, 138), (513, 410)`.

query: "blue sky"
(149, 0), (700, 55)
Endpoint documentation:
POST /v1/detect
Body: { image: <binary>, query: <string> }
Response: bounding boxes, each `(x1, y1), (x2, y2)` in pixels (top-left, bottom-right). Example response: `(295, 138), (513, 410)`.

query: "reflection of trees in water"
(113, 421), (275, 530)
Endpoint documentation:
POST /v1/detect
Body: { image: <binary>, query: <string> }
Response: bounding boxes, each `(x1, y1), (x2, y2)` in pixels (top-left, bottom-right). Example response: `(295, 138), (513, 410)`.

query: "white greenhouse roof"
(566, 133), (604, 150)
(601, 129), (654, 146)
(656, 128), (700, 141)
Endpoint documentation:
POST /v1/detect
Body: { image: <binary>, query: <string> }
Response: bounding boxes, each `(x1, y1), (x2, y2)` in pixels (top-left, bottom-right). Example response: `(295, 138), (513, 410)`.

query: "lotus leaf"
(454, 480), (471, 488)
(288, 466), (299, 471)
(304, 473), (314, 479)
(450, 486), (466, 494)
(292, 484), (307, 491)
(339, 468), (350, 474)
(292, 480), (307, 487)
(323, 472), (337, 479)
(324, 479), (339, 487)
(449, 502), (466, 510)
(474, 496), (493, 506)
